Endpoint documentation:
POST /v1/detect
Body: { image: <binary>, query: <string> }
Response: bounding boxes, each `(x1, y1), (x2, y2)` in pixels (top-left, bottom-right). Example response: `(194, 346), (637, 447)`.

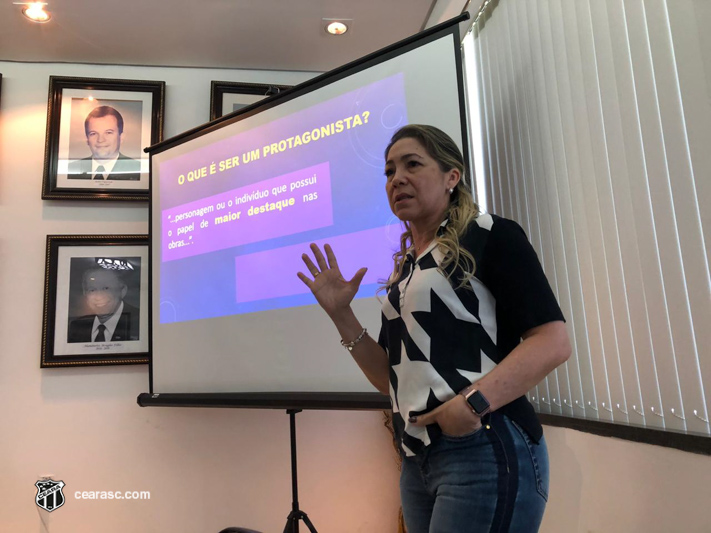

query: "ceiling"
(0, 0), (470, 73)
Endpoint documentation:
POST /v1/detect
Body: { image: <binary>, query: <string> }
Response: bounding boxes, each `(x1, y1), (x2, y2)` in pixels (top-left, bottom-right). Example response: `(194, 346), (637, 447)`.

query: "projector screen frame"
(141, 13), (471, 410)
(137, 391), (390, 410)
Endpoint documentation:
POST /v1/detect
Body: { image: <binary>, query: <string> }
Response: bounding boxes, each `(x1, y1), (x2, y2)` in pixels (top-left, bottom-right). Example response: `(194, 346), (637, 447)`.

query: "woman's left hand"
(408, 395), (482, 437)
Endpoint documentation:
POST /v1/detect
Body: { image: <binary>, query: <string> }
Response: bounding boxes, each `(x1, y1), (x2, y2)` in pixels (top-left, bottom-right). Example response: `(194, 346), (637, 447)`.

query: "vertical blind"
(462, 0), (710, 436)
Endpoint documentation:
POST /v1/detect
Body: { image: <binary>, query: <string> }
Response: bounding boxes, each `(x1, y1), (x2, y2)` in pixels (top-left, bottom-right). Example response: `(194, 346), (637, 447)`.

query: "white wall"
(0, 61), (400, 533)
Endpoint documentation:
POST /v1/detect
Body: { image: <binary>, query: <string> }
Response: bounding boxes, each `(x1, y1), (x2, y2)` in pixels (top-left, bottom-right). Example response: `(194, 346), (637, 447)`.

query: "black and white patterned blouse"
(378, 213), (565, 456)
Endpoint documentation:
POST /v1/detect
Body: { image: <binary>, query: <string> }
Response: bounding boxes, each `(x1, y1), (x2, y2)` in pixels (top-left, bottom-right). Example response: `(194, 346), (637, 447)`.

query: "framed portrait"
(41, 235), (149, 367)
(209, 81), (292, 120)
(41, 76), (165, 201)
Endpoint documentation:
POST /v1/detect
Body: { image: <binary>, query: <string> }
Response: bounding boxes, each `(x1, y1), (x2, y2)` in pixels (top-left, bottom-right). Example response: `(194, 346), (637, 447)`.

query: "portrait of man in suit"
(67, 105), (141, 181)
(67, 264), (140, 343)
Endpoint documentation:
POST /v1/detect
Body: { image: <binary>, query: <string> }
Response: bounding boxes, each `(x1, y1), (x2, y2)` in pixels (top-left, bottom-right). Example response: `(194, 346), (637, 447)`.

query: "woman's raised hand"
(297, 243), (367, 318)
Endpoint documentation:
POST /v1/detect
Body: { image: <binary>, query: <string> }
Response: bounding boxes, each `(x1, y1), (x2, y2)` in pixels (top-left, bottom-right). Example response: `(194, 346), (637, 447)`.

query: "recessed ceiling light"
(19, 2), (51, 23)
(325, 21), (348, 35)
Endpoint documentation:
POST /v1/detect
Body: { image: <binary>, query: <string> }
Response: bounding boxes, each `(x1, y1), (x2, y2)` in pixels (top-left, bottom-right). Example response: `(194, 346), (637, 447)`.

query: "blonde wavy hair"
(384, 124), (480, 291)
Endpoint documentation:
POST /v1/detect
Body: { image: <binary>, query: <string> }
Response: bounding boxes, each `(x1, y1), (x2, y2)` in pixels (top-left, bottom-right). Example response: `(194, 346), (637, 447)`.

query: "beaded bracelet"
(340, 328), (367, 351)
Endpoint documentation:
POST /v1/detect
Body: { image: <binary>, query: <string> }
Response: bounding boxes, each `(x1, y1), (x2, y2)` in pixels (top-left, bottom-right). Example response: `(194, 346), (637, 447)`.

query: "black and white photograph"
(41, 235), (149, 367)
(41, 76), (164, 201)
(66, 256), (141, 344)
(209, 80), (292, 120)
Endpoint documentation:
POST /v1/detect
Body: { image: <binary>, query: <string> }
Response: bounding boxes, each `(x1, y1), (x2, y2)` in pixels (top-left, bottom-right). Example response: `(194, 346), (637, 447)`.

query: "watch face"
(467, 391), (490, 414)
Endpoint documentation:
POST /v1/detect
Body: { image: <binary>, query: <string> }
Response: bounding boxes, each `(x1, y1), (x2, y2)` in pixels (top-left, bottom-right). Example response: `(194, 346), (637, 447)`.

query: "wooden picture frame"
(41, 235), (149, 367)
(210, 81), (292, 121)
(41, 76), (165, 201)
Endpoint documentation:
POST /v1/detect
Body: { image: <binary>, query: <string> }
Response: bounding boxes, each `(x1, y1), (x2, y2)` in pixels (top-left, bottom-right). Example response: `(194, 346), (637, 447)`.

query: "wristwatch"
(460, 388), (491, 417)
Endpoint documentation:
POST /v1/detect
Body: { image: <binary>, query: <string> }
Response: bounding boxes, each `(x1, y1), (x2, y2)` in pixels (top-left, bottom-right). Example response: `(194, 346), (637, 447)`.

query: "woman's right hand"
(297, 243), (368, 318)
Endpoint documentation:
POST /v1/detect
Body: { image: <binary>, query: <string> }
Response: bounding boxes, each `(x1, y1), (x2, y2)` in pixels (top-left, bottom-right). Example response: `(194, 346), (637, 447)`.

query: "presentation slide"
(158, 74), (406, 323)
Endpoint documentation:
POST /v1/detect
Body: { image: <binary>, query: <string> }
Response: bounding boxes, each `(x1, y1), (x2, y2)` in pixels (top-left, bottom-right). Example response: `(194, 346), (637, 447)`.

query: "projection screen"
(141, 16), (470, 409)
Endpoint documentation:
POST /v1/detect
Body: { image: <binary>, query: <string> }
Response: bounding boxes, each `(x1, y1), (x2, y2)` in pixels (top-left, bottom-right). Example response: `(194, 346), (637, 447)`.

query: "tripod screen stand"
(284, 409), (317, 533)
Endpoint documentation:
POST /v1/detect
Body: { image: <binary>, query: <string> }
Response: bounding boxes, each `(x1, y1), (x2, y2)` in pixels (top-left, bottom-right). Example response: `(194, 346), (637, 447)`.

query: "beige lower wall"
(542, 426), (711, 533)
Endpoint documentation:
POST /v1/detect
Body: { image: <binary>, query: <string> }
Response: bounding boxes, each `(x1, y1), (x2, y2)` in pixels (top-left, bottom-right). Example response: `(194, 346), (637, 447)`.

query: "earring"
(449, 188), (454, 194)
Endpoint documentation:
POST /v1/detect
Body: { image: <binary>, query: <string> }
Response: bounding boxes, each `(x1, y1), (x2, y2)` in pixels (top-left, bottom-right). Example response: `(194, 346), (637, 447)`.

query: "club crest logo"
(35, 479), (66, 512)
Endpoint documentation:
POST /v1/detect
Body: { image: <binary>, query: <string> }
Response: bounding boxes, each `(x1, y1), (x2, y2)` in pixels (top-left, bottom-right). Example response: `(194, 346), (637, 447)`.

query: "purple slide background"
(162, 162), (332, 262)
(158, 73), (408, 323)
(234, 226), (401, 303)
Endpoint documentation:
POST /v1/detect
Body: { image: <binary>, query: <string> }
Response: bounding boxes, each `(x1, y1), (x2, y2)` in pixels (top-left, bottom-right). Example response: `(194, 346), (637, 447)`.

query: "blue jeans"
(400, 413), (549, 533)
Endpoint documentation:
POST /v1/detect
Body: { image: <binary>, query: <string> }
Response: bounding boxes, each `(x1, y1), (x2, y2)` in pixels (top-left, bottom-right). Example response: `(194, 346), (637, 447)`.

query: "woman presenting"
(298, 124), (570, 532)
